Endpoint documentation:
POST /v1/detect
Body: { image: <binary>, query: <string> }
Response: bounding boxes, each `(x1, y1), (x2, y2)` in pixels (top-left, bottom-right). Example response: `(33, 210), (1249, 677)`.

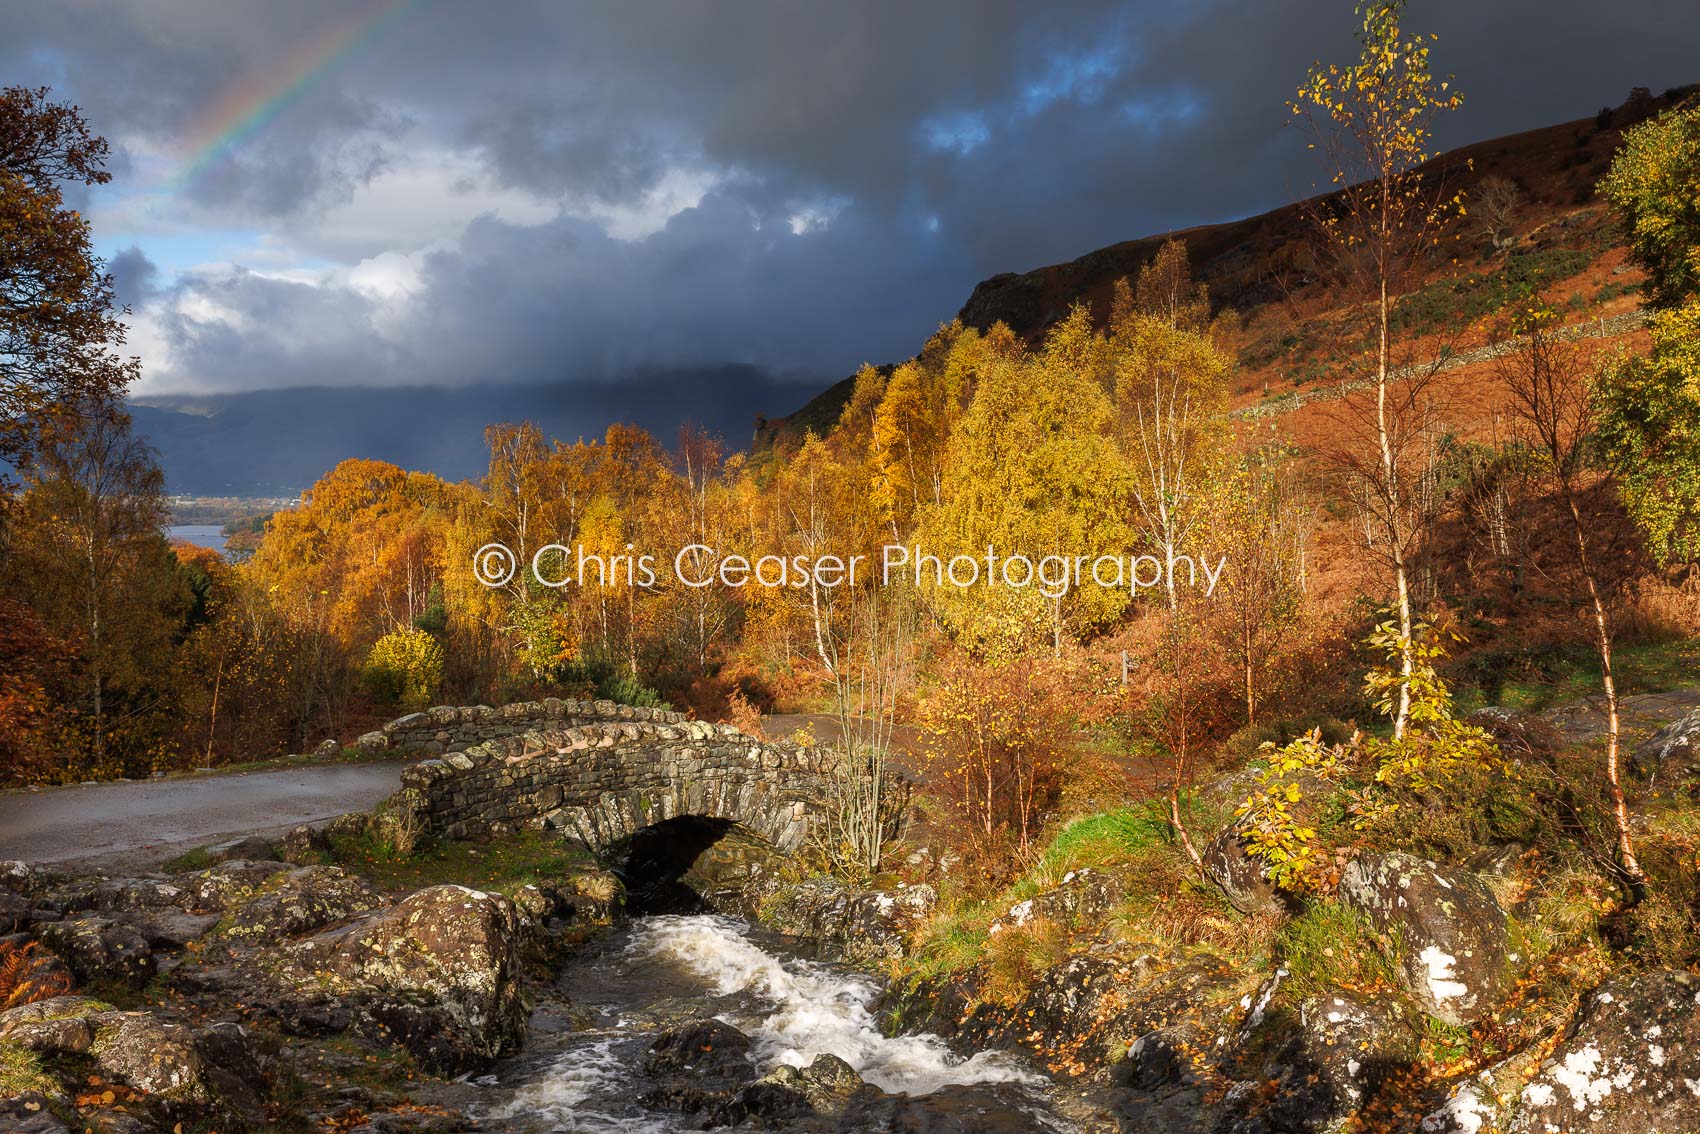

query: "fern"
(0, 939), (73, 1010)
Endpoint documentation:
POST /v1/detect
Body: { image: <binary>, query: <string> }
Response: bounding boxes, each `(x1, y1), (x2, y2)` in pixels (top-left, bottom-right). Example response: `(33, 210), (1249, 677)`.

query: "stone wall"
(386, 717), (833, 854)
(356, 698), (688, 756)
(1233, 308), (1648, 422)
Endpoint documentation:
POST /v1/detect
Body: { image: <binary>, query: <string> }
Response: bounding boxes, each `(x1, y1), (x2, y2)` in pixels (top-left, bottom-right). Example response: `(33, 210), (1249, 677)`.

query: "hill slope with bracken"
(756, 85), (1693, 450)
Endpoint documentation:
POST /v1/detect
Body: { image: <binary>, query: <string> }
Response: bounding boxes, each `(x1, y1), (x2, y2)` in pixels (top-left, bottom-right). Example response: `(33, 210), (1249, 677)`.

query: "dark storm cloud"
(2, 0), (1697, 404)
(107, 246), (160, 309)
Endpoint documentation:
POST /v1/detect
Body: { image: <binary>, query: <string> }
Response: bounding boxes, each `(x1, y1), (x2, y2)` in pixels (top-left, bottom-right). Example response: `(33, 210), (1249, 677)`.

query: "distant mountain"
(754, 85), (1694, 450)
(130, 366), (822, 496)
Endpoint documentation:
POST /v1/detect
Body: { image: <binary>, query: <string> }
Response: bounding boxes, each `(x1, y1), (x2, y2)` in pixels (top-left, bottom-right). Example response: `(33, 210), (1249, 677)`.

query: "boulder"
(1508, 970), (1700, 1133)
(989, 869), (1121, 934)
(285, 885), (526, 1072)
(843, 884), (937, 960)
(638, 1018), (758, 1117)
(1000, 951), (1156, 1065)
(87, 1012), (211, 1101)
(111, 908), (219, 950)
(219, 865), (382, 939)
(0, 887), (32, 933)
(1467, 706), (1564, 763)
(0, 995), (109, 1053)
(280, 823), (332, 864)
(1631, 707), (1700, 788)
(716, 1054), (867, 1125)
(1296, 990), (1418, 1110)
(34, 916), (155, 990)
(0, 861), (61, 899)
(50, 877), (186, 915)
(191, 1021), (271, 1127)
(0, 1094), (69, 1134)
(641, 1018), (755, 1085)
(1204, 826), (1285, 916)
(175, 859), (293, 912)
(1339, 853), (1516, 1025)
(324, 812), (372, 842)
(0, 996), (268, 1116)
(311, 738), (343, 760)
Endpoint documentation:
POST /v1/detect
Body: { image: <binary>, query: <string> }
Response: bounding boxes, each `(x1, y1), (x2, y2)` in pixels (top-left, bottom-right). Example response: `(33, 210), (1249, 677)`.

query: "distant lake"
(167, 524), (228, 555)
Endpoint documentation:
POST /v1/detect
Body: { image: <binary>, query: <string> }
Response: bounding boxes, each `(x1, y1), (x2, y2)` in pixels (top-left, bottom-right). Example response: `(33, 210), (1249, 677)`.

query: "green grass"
(1039, 806), (1172, 873)
(0, 1041), (57, 1098)
(1421, 1016), (1474, 1064)
(902, 906), (995, 984)
(1275, 901), (1398, 1000)
(328, 828), (598, 894)
(1455, 636), (1700, 715)
(161, 845), (216, 873)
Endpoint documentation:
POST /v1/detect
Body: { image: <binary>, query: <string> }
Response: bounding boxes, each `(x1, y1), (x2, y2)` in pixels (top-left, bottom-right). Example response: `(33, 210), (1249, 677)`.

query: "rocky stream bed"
(8, 703), (1700, 1134)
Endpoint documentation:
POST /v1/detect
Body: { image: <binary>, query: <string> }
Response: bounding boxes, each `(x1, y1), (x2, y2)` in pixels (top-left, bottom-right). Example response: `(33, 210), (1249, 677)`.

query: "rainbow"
(172, 0), (421, 189)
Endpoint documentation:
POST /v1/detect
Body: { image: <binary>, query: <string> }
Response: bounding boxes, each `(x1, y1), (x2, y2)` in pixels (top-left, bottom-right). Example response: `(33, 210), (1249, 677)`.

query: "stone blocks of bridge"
(387, 714), (830, 857)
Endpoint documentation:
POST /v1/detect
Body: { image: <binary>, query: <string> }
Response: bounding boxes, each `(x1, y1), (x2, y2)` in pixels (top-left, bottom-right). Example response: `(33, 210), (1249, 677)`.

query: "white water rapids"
(482, 914), (1046, 1132)
(631, 914), (1038, 1094)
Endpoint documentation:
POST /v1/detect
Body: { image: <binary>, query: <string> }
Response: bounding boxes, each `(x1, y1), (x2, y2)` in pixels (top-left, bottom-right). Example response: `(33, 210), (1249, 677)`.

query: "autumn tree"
(1497, 306), (1645, 888)
(0, 87), (139, 479)
(920, 657), (1074, 858)
(1210, 453), (1309, 725)
(1108, 266), (1233, 612)
(1472, 174), (1523, 254)
(665, 423), (741, 677)
(918, 307), (1132, 656)
(3, 403), (185, 777)
(247, 458), (462, 739)
(1293, 0), (1465, 739)
(0, 597), (72, 782)
(1133, 238), (1210, 332)
(175, 547), (296, 767)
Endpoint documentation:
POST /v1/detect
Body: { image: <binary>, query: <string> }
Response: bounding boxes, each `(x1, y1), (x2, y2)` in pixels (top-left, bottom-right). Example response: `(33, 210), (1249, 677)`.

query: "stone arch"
(392, 716), (831, 857)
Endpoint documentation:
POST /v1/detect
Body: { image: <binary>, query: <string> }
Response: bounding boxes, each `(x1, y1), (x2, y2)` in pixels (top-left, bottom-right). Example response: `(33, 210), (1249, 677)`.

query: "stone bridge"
(372, 700), (834, 855)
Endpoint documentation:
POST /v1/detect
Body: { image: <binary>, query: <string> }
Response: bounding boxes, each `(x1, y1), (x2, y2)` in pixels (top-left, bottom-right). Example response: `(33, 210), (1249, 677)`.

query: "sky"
(4, 1), (1698, 489)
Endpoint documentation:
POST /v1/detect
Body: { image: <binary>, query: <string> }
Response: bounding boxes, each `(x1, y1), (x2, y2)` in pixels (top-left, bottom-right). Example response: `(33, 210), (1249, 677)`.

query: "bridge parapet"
(387, 715), (833, 854)
(357, 697), (688, 756)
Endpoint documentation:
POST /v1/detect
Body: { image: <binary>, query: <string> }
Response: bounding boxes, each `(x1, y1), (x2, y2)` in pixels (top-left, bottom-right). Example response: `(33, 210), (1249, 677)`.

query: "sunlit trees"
(247, 458), (462, 739)
(1595, 101), (1700, 566)
(175, 547), (294, 767)
(918, 307), (1132, 656)
(1210, 454), (1309, 725)
(1108, 258), (1234, 613)
(1292, 0), (1465, 739)
(868, 322), (983, 538)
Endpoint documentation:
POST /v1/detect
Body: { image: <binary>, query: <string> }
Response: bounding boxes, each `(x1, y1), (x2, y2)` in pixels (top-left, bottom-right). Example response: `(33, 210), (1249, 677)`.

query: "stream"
(470, 914), (1075, 1132)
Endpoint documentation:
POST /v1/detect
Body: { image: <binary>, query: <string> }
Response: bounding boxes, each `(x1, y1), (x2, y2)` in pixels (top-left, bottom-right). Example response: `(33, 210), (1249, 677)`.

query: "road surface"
(0, 761), (410, 871)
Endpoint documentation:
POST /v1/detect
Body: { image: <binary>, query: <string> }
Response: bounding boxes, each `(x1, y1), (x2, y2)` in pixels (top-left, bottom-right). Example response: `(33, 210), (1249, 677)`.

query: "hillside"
(755, 84), (1693, 451)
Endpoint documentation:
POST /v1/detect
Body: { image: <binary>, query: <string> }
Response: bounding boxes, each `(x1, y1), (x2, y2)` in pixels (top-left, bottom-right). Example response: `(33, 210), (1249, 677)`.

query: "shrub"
(369, 803), (425, 861)
(363, 627), (445, 711)
(554, 652), (671, 710)
(980, 916), (1070, 1006)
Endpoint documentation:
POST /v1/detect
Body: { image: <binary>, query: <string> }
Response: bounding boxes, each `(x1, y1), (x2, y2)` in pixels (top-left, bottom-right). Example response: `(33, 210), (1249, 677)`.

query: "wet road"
(0, 761), (410, 870)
